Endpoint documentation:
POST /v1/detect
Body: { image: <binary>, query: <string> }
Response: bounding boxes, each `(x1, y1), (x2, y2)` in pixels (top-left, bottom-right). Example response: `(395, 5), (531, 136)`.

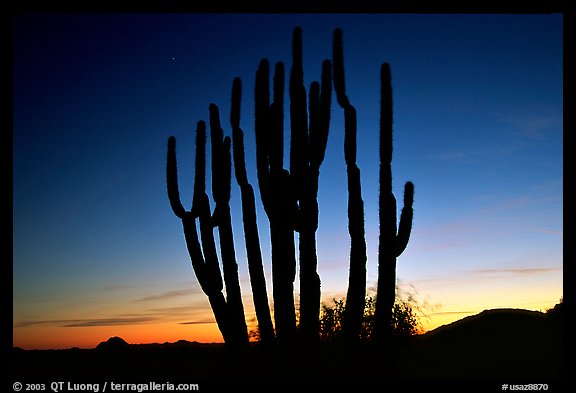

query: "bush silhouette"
(320, 292), (422, 343)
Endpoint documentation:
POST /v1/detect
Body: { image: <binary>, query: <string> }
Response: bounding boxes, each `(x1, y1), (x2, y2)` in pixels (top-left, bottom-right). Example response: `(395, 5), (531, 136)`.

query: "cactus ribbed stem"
(231, 77), (275, 343)
(334, 28), (368, 344)
(290, 27), (332, 343)
(374, 63), (415, 343)
(255, 58), (298, 343)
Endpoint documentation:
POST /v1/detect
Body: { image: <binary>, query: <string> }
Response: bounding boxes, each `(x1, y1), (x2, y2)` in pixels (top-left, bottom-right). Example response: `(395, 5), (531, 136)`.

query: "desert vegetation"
(167, 27), (416, 348)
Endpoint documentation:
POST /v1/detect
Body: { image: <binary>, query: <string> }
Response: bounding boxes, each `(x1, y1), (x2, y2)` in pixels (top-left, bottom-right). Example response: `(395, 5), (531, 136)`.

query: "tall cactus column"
(255, 58), (298, 343)
(208, 104), (250, 346)
(167, 123), (234, 344)
(167, 113), (250, 347)
(289, 27), (332, 342)
(333, 28), (368, 343)
(230, 77), (275, 343)
(374, 63), (414, 342)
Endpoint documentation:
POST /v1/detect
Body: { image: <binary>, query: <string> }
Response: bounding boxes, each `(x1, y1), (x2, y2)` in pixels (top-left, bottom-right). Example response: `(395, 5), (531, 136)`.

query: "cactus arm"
(166, 136), (186, 219)
(166, 121), (232, 343)
(395, 181), (414, 257)
(332, 28), (349, 108)
(231, 77), (248, 186)
(344, 105), (357, 166)
(230, 77), (242, 133)
(309, 59), (332, 171)
(191, 121), (207, 215)
(379, 63), (393, 167)
(191, 121), (224, 294)
(209, 103), (225, 204)
(308, 81), (320, 170)
(289, 26), (309, 205)
(270, 62), (285, 174)
(254, 59), (273, 216)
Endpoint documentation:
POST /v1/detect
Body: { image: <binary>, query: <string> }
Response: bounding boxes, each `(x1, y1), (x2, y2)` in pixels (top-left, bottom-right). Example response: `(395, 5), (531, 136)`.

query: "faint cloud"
(145, 304), (207, 314)
(14, 300), (214, 329)
(63, 317), (157, 327)
(429, 143), (522, 165)
(179, 320), (215, 325)
(134, 289), (200, 302)
(430, 106), (561, 165)
(475, 178), (562, 215)
(14, 319), (74, 328)
(428, 310), (477, 317)
(410, 264), (561, 290)
(502, 107), (562, 140)
(472, 266), (561, 277)
(411, 221), (477, 252)
(14, 317), (158, 328)
(531, 228), (562, 236)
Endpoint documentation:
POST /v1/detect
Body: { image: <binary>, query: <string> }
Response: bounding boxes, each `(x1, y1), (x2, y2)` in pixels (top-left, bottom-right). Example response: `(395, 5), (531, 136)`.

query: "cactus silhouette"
(167, 118), (249, 347)
(166, 27), (413, 349)
(289, 27), (332, 342)
(332, 28), (369, 343)
(208, 103), (250, 346)
(374, 63), (415, 342)
(255, 58), (299, 343)
(253, 27), (332, 343)
(230, 77), (275, 343)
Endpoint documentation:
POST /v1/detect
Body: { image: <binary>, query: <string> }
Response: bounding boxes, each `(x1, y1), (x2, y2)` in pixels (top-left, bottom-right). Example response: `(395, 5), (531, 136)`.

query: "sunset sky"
(12, 12), (563, 349)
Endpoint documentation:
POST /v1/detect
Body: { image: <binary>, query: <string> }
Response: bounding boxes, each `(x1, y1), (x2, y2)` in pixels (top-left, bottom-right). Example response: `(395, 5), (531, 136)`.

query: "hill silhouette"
(409, 308), (563, 379)
(95, 336), (130, 351)
(11, 308), (563, 386)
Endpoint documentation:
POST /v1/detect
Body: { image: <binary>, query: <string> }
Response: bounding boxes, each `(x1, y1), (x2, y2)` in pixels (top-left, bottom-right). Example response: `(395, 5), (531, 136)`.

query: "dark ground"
(11, 308), (565, 391)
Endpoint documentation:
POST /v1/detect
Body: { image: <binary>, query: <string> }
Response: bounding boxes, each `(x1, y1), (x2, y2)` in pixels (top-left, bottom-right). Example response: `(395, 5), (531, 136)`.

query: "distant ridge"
(425, 308), (550, 338)
(95, 336), (129, 350)
(411, 307), (563, 379)
(92, 337), (224, 351)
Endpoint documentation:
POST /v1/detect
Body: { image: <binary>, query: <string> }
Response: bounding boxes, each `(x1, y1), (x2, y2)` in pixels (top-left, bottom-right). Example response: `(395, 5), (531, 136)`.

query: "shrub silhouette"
(320, 293), (421, 343)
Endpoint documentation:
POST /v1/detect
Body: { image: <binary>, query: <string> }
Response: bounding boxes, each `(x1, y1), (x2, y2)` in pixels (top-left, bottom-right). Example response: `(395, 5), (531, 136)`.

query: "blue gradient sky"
(12, 13), (563, 348)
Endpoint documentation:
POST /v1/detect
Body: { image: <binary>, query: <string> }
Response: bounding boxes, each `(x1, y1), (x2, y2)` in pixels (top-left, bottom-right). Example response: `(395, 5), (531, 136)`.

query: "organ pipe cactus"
(230, 77), (275, 343)
(167, 117), (249, 347)
(333, 28), (369, 343)
(255, 58), (299, 343)
(289, 27), (332, 342)
(208, 103), (250, 346)
(166, 27), (414, 349)
(253, 27), (332, 343)
(374, 63), (415, 342)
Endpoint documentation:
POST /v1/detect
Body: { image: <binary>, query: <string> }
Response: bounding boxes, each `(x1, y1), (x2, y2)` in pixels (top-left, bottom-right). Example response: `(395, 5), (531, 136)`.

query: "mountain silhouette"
(11, 307), (563, 385)
(408, 308), (563, 380)
(95, 336), (129, 351)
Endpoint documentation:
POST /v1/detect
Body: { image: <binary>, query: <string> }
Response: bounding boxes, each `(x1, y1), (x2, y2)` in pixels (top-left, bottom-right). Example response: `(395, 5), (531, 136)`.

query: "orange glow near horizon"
(14, 321), (224, 350)
(13, 269), (562, 349)
(13, 295), (562, 349)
